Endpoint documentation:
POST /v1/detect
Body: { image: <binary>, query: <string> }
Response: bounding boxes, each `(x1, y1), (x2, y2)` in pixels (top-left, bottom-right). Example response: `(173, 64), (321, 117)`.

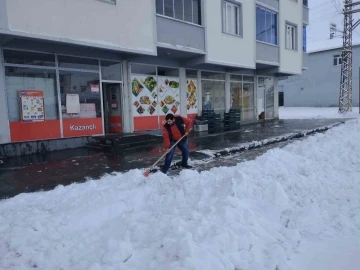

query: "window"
(286, 23), (297, 50)
(256, 7), (278, 45)
(230, 75), (256, 121)
(334, 55), (342, 66)
(5, 67), (58, 121)
(156, 0), (202, 25)
(222, 1), (242, 36)
(201, 72), (226, 116)
(303, 0), (308, 7)
(303, 25), (307, 52)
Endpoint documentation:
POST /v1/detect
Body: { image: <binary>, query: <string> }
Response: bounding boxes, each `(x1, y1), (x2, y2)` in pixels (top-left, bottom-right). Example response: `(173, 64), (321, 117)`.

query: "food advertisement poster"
(157, 76), (180, 116)
(19, 90), (45, 122)
(131, 75), (158, 117)
(186, 79), (198, 114)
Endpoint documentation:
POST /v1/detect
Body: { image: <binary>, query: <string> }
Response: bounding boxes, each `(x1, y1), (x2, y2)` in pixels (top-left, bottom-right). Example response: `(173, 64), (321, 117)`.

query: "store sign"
(69, 124), (96, 131)
(63, 118), (103, 137)
(19, 90), (45, 122)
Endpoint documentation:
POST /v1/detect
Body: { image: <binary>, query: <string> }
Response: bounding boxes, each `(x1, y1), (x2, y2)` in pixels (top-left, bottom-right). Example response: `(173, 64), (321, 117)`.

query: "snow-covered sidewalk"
(279, 106), (360, 119)
(1, 120), (360, 269)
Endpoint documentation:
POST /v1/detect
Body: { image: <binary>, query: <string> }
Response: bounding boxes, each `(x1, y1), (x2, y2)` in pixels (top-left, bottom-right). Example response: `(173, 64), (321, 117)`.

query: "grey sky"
(307, 0), (360, 50)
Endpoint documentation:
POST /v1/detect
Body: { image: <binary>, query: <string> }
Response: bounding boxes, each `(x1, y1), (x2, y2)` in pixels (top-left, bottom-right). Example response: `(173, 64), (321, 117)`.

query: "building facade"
(0, 0), (309, 153)
(279, 44), (360, 107)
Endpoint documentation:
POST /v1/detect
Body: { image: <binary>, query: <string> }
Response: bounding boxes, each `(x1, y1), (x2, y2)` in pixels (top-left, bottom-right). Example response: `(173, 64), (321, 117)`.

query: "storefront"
(257, 76), (275, 119)
(2, 49), (123, 142)
(230, 74), (256, 121)
(130, 64), (199, 131)
(0, 48), (276, 144)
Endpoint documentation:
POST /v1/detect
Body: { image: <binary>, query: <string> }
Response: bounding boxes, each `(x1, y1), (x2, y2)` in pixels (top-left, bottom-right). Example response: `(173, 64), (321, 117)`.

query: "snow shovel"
(143, 134), (187, 177)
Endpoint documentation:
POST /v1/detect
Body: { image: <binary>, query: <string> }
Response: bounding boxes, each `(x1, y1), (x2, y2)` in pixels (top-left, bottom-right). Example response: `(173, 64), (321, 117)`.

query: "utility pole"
(339, 0), (360, 114)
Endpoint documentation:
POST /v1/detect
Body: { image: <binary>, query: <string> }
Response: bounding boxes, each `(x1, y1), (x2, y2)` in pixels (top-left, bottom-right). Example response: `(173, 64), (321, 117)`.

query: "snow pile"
(1, 121), (360, 269)
(280, 107), (360, 119)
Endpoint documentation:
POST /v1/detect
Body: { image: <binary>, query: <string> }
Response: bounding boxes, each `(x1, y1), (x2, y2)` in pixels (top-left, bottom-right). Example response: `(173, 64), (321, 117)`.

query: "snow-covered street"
(1, 119), (360, 269)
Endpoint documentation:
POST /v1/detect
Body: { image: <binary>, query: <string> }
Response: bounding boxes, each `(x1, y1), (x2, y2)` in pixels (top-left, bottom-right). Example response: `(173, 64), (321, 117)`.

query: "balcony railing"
(303, 0), (308, 7)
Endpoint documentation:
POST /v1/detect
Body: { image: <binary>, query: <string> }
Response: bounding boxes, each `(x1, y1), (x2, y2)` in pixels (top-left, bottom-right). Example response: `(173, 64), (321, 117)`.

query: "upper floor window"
(286, 23), (297, 50)
(334, 55), (342, 66)
(303, 25), (307, 52)
(303, 0), (308, 7)
(256, 7), (278, 45)
(222, 1), (242, 36)
(156, 0), (202, 25)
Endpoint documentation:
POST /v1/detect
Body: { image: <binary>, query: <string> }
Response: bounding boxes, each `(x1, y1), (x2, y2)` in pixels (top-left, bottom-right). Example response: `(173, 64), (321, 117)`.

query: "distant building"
(279, 39), (360, 107)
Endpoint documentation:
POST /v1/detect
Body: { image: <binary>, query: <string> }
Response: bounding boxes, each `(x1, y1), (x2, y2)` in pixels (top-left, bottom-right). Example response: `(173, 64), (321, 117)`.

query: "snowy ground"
(279, 107), (360, 119)
(1, 120), (360, 270)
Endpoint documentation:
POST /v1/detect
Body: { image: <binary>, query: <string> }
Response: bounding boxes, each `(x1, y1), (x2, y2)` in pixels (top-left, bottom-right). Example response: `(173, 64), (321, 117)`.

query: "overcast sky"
(307, 0), (360, 50)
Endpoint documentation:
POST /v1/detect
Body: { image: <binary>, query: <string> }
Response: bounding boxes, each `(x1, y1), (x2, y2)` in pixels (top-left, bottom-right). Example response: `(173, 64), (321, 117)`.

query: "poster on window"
(131, 75), (158, 116)
(157, 76), (180, 116)
(186, 79), (198, 114)
(19, 90), (45, 122)
(66, 94), (80, 114)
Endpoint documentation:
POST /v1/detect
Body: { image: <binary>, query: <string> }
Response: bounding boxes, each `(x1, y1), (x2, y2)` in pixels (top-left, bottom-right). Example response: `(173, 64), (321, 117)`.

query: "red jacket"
(163, 116), (191, 148)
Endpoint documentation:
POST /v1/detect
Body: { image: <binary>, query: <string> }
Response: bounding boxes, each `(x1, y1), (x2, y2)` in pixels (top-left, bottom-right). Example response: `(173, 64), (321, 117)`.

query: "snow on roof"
(307, 37), (360, 54)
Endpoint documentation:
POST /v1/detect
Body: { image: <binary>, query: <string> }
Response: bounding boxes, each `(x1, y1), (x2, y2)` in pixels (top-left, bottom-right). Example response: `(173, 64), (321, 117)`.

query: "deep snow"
(1, 120), (360, 269)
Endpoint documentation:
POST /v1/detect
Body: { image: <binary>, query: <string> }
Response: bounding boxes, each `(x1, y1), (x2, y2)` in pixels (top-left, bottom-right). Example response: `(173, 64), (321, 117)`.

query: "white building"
(0, 0), (309, 154)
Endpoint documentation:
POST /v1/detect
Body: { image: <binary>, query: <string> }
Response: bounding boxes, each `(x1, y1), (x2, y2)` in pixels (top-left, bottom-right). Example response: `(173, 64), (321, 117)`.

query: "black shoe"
(181, 164), (192, 169)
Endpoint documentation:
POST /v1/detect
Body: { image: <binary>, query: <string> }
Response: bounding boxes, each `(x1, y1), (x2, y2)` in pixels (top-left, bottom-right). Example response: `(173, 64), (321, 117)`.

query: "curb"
(211, 121), (345, 158)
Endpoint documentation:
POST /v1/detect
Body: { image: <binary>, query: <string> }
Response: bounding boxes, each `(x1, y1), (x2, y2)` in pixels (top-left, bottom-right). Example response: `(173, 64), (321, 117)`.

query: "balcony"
(303, 52), (308, 69)
(303, 2), (309, 24)
(256, 42), (279, 65)
(156, 15), (205, 52)
(257, 0), (279, 11)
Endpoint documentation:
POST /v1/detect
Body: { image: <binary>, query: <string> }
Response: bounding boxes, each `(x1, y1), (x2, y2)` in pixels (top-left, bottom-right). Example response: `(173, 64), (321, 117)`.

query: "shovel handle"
(147, 134), (187, 171)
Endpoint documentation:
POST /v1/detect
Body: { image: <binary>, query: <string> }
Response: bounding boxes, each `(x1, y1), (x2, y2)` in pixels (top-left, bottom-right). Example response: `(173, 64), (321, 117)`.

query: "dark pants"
(162, 140), (189, 173)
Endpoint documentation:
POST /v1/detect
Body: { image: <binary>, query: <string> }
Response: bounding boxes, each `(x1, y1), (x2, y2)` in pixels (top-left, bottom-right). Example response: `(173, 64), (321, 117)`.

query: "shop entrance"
(102, 82), (123, 134)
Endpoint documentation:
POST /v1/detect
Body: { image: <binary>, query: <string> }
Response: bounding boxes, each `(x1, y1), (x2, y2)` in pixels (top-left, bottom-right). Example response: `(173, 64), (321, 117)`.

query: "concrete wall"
(279, 0), (303, 74)
(256, 42), (279, 64)
(4, 0), (157, 55)
(279, 47), (360, 107)
(0, 48), (10, 144)
(0, 137), (90, 158)
(156, 15), (205, 51)
(204, 0), (256, 69)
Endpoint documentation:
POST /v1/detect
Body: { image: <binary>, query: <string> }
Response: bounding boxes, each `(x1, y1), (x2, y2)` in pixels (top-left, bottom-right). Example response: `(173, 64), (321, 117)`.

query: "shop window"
(186, 69), (197, 78)
(157, 66), (179, 77)
(230, 74), (242, 82)
(230, 74), (255, 121)
(5, 67), (58, 122)
(3, 50), (56, 67)
(201, 71), (225, 80)
(242, 82), (255, 120)
(201, 79), (226, 116)
(101, 60), (122, 81)
(131, 63), (156, 75)
(157, 67), (180, 116)
(59, 71), (102, 119)
(58, 55), (99, 71)
(186, 69), (198, 115)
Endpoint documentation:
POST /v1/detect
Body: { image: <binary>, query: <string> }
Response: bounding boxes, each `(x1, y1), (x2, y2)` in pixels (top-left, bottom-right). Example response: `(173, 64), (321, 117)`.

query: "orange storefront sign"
(63, 118), (103, 137)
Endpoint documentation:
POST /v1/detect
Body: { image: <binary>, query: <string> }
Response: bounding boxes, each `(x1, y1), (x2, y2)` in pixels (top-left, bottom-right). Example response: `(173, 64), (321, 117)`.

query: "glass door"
(102, 83), (123, 133)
